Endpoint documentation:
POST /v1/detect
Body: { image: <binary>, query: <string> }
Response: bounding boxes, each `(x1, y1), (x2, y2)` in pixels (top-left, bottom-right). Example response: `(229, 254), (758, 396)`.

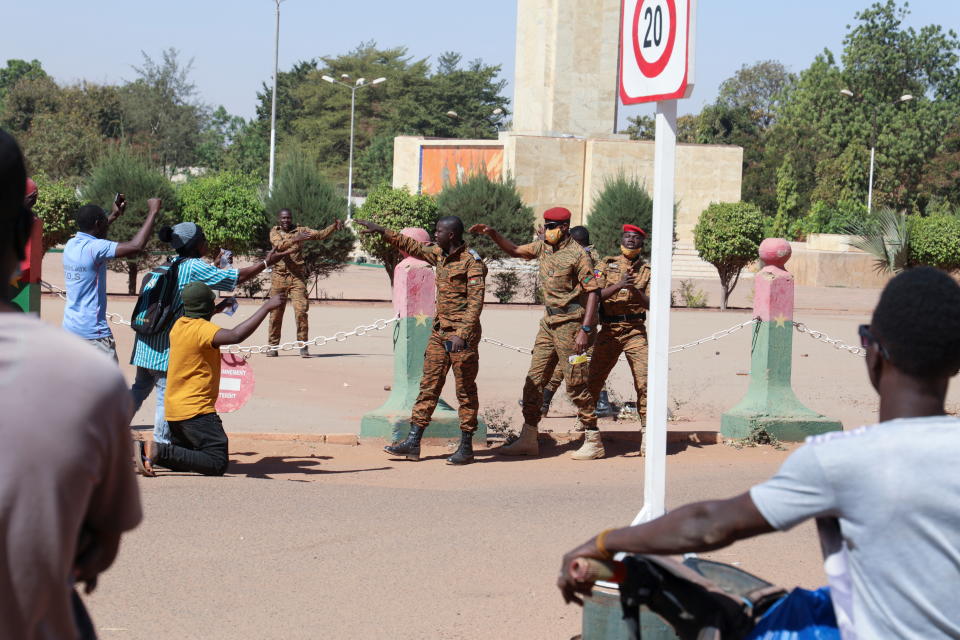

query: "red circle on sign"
(216, 353), (256, 413)
(632, 0), (677, 78)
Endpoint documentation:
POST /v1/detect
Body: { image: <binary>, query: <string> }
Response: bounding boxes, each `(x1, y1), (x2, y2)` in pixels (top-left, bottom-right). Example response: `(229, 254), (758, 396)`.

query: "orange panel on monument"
(419, 146), (503, 195)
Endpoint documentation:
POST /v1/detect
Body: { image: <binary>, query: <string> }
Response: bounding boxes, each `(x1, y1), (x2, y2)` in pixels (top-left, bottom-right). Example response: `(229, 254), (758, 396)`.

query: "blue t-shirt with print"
(62, 232), (119, 339)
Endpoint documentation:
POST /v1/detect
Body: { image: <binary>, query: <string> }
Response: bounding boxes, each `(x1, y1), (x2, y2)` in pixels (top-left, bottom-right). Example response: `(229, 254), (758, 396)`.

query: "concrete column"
(720, 238), (841, 442)
(360, 228), (484, 442)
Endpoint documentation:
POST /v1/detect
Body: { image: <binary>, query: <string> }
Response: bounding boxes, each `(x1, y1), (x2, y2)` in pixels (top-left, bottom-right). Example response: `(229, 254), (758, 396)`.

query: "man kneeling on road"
(137, 284), (284, 476)
(558, 266), (960, 638)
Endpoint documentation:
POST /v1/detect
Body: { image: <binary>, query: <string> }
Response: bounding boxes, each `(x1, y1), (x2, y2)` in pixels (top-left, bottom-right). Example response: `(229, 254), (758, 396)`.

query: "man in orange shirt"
(137, 283), (284, 476)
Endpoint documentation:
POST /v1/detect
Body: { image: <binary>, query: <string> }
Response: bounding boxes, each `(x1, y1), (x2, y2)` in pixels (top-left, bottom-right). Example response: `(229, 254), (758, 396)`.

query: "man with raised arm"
(137, 283), (285, 477)
(470, 207), (601, 459)
(62, 195), (162, 360)
(559, 266), (960, 639)
(266, 208), (343, 358)
(354, 216), (487, 465)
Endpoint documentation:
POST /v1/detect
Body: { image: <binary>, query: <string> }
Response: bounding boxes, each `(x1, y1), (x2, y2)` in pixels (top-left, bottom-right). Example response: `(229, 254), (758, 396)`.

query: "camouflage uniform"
(267, 224), (337, 345)
(590, 255), (651, 419)
(515, 237), (600, 428)
(386, 230), (487, 433)
(543, 245), (598, 394)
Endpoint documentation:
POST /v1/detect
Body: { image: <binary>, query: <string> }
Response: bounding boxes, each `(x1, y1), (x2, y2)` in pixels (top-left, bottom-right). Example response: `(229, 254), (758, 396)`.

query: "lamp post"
(445, 107), (505, 136)
(321, 75), (386, 220)
(267, 0), (285, 194)
(840, 89), (913, 213)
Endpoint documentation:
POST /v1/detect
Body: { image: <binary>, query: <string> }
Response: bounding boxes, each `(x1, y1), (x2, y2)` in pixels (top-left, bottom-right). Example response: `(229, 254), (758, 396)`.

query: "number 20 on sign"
(619, 0), (696, 104)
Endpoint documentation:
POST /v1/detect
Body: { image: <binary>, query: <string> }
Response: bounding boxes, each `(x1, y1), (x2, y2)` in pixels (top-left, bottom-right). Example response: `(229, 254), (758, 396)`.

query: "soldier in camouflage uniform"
(354, 216), (487, 465)
(266, 209), (342, 358)
(471, 207), (602, 459)
(582, 224), (651, 459)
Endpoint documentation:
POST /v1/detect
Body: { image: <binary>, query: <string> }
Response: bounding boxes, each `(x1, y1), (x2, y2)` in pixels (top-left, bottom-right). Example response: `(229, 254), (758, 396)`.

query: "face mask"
(545, 228), (563, 245)
(621, 245), (641, 259)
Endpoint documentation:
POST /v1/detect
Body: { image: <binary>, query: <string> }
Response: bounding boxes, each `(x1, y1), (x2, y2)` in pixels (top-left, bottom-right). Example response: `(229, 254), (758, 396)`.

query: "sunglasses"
(543, 222), (563, 230)
(858, 324), (889, 359)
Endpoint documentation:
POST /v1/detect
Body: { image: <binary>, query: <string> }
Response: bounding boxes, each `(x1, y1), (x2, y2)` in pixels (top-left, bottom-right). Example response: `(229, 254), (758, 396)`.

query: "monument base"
(360, 399), (487, 443)
(582, 586), (677, 639)
(721, 410), (840, 442)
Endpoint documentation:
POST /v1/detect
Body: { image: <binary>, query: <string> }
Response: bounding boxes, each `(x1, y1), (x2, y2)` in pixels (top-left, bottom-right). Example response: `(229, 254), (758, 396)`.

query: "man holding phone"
(353, 216), (487, 465)
(62, 194), (162, 360)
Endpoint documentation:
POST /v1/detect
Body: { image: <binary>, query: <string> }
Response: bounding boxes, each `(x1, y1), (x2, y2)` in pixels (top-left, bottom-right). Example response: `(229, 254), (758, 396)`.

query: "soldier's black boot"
(446, 432), (475, 465)
(594, 390), (616, 418)
(384, 425), (425, 461)
(541, 388), (555, 416)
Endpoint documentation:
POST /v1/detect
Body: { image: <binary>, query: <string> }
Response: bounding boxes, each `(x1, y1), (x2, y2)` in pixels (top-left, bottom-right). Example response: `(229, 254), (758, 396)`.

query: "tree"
(770, 156), (800, 237)
(31, 174), (81, 253)
(177, 171), (266, 255)
(119, 48), (205, 171)
(693, 202), (764, 310)
(435, 173), (533, 261)
(356, 184), (438, 282)
(716, 60), (795, 130)
(195, 106), (248, 171)
(0, 59), (47, 107)
(84, 149), (176, 293)
(625, 114), (698, 142)
(263, 152), (355, 280)
(586, 173), (654, 257)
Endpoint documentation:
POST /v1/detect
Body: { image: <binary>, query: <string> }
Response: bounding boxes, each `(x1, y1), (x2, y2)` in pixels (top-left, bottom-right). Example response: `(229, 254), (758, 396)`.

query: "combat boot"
(384, 425), (425, 461)
(571, 430), (605, 460)
(495, 423), (539, 456)
(446, 432), (475, 465)
(594, 390), (616, 418)
(299, 347), (310, 358)
(540, 388), (555, 416)
(265, 350), (278, 358)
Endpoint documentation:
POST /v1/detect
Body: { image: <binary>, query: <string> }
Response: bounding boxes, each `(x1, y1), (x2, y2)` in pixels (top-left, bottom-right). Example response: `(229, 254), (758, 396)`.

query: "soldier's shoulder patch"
(469, 277), (482, 285)
(468, 248), (482, 261)
(582, 273), (595, 284)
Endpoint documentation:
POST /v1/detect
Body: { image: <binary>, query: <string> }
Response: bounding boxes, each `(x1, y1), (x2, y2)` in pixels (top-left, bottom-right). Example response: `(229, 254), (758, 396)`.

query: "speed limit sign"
(619, 0), (696, 104)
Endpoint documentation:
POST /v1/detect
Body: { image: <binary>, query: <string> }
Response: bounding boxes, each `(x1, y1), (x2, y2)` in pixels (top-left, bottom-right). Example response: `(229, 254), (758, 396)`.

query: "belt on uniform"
(545, 303), (583, 316)
(600, 311), (646, 323)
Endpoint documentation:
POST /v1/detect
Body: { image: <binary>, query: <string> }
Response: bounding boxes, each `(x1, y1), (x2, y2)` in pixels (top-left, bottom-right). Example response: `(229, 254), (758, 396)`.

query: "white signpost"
(619, 0), (696, 525)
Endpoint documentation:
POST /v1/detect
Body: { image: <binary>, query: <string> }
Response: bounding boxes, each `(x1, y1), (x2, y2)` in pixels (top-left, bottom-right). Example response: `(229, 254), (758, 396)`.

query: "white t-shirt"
(0, 313), (142, 639)
(751, 417), (960, 639)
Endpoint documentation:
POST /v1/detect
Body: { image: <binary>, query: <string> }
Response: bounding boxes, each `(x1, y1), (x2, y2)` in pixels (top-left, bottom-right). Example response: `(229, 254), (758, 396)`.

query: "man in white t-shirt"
(62, 197), (162, 360)
(558, 266), (960, 639)
(0, 130), (143, 639)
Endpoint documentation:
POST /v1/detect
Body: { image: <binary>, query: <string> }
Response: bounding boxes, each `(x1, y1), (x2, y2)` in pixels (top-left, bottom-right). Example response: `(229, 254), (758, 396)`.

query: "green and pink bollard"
(11, 215), (41, 313)
(360, 227), (486, 442)
(721, 238), (841, 441)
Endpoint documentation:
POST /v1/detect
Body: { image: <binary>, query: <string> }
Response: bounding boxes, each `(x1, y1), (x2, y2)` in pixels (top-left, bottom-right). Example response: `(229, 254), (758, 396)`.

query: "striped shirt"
(129, 258), (239, 371)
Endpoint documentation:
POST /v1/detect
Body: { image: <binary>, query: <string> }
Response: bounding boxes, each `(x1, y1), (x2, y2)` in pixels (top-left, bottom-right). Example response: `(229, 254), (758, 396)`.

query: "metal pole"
(347, 87), (356, 220)
(267, 0), (281, 194)
(867, 146), (875, 214)
(633, 99), (677, 525)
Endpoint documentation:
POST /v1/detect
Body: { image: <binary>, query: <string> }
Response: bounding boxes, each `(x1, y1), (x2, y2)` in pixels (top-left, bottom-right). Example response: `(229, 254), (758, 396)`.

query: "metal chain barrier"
(41, 280), (397, 354)
(793, 321), (866, 357)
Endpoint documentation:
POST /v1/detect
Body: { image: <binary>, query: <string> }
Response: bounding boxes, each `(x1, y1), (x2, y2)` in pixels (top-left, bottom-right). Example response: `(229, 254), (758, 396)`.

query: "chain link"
(793, 321), (866, 357)
(40, 280), (396, 354)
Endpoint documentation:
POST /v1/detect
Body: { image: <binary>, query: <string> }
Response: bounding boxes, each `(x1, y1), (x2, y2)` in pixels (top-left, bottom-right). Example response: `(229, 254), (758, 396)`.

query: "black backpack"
(130, 257), (185, 336)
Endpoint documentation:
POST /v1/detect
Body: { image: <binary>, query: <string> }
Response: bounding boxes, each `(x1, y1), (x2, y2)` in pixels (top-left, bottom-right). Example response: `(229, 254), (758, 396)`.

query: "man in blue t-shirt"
(62, 196), (162, 360)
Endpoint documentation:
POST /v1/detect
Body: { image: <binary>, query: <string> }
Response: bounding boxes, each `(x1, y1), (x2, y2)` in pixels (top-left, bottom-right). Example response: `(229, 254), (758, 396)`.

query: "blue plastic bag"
(746, 586), (840, 640)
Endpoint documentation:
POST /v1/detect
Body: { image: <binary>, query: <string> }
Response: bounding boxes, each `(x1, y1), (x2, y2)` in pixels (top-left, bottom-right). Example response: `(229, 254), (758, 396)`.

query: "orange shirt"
(165, 317), (222, 421)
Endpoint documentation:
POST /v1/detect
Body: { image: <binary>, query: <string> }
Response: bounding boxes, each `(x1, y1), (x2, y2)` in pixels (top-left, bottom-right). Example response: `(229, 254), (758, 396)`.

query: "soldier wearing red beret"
(582, 224), (651, 458)
(470, 207), (603, 459)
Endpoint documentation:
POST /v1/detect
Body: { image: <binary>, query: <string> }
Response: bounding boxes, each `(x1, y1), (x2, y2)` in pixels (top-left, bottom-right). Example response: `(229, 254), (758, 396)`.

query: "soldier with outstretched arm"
(470, 206), (603, 460)
(354, 216), (487, 465)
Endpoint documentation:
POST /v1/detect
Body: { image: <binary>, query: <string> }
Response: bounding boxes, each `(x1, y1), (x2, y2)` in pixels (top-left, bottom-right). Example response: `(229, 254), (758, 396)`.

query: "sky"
(4, 0), (958, 129)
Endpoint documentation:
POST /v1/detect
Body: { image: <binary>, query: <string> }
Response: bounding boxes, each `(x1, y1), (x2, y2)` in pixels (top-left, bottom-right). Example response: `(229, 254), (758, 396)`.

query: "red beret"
(25, 178), (37, 196)
(543, 207), (571, 222)
(623, 224), (646, 236)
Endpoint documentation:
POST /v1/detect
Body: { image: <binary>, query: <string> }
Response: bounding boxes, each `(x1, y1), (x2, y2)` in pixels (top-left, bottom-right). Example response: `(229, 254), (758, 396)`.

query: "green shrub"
(435, 172), (534, 260)
(492, 271), (520, 303)
(83, 148), (176, 293)
(586, 172), (654, 258)
(178, 171), (266, 255)
(32, 174), (81, 252)
(263, 152), (355, 279)
(909, 214), (960, 272)
(693, 202), (764, 310)
(788, 200), (868, 240)
(357, 185), (439, 282)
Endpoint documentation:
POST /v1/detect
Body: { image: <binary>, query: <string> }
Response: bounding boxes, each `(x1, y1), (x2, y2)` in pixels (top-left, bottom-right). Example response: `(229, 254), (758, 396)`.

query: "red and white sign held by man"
(216, 353), (255, 413)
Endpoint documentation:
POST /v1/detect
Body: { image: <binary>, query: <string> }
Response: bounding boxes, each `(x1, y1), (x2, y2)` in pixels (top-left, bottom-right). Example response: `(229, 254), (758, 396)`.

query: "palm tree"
(846, 208), (910, 274)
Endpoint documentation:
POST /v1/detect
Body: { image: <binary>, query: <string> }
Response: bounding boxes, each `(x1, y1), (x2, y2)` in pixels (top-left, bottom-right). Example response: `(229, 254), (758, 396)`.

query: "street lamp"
(267, 0), (286, 194)
(840, 89), (914, 212)
(321, 75), (386, 220)
(445, 107), (505, 135)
